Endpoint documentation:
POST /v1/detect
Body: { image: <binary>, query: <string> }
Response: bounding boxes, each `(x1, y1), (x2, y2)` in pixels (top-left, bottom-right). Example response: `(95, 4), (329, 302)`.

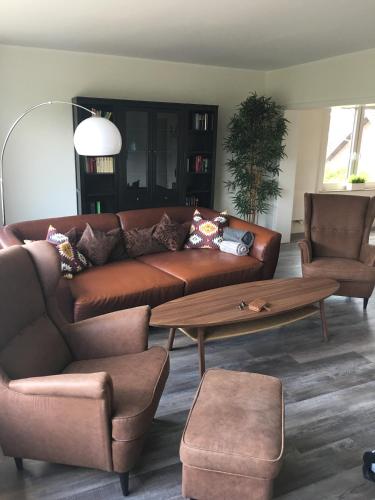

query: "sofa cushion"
(138, 249), (263, 294)
(124, 225), (168, 258)
(184, 209), (228, 250)
(77, 224), (121, 266)
(153, 213), (188, 251)
(64, 346), (169, 441)
(302, 257), (375, 283)
(68, 260), (185, 321)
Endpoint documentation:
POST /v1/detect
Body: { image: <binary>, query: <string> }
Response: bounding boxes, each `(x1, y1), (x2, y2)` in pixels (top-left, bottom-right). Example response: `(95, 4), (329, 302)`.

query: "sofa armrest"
(9, 372), (113, 400)
(229, 215), (281, 279)
(62, 305), (150, 360)
(0, 227), (23, 248)
(298, 239), (312, 264)
(360, 244), (375, 267)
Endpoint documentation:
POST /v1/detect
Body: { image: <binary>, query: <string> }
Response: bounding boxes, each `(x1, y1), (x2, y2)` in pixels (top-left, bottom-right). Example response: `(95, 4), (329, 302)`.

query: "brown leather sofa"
(0, 241), (169, 496)
(299, 193), (375, 309)
(0, 206), (281, 322)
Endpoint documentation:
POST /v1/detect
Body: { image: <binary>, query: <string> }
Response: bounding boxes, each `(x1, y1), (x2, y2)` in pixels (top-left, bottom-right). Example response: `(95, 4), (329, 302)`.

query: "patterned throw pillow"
(46, 225), (79, 246)
(77, 224), (121, 266)
(46, 225), (89, 279)
(153, 213), (188, 251)
(56, 241), (89, 279)
(184, 209), (228, 250)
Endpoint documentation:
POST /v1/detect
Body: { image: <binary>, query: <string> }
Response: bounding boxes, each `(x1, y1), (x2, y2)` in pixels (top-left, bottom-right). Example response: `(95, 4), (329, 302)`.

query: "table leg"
(167, 328), (176, 351)
(197, 327), (206, 377)
(319, 300), (328, 342)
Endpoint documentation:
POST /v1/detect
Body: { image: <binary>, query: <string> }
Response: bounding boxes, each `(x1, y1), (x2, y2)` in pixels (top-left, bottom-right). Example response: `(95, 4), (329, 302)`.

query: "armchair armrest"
(9, 372), (112, 400)
(360, 244), (375, 267)
(62, 305), (150, 360)
(229, 215), (281, 279)
(298, 239), (312, 264)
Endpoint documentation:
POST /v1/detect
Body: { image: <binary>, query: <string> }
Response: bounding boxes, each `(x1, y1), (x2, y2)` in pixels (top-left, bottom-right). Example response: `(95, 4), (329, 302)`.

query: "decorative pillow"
(124, 225), (167, 258)
(184, 209), (228, 250)
(56, 240), (89, 279)
(46, 225), (89, 279)
(46, 225), (79, 246)
(77, 224), (121, 266)
(153, 213), (188, 251)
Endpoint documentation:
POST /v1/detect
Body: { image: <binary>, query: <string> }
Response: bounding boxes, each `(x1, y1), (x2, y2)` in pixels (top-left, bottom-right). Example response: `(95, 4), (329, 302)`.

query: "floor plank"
(1, 240), (375, 499)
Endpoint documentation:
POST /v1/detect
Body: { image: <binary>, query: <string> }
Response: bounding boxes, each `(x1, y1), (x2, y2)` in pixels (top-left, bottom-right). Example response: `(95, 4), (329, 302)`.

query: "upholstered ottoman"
(180, 369), (284, 500)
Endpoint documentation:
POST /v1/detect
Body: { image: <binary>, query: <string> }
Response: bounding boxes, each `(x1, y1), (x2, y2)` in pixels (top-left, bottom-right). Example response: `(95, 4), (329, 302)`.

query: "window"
(323, 105), (375, 187)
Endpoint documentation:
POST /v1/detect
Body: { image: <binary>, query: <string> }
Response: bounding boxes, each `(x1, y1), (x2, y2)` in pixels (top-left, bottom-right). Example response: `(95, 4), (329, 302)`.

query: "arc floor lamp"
(0, 100), (122, 226)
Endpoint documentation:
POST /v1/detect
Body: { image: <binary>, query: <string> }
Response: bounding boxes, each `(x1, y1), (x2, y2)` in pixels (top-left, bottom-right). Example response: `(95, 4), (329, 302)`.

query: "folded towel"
(223, 227), (254, 247)
(219, 240), (249, 256)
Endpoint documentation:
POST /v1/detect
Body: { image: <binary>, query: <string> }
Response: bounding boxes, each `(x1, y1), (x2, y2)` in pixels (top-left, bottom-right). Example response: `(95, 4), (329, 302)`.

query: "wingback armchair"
(298, 193), (375, 309)
(0, 241), (169, 496)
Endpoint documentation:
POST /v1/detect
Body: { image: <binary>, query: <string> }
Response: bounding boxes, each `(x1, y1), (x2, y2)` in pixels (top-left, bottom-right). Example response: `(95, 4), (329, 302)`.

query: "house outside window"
(323, 105), (375, 189)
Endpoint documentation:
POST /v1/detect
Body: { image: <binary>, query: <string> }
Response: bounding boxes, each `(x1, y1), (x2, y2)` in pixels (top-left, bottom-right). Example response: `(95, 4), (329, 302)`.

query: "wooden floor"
(2, 241), (375, 499)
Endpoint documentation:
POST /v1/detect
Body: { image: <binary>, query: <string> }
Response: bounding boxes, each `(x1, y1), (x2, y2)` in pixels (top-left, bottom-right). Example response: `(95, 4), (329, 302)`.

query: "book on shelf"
(85, 157), (114, 174)
(91, 108), (112, 120)
(187, 155), (209, 173)
(192, 112), (210, 131)
(185, 195), (199, 207)
(89, 200), (102, 214)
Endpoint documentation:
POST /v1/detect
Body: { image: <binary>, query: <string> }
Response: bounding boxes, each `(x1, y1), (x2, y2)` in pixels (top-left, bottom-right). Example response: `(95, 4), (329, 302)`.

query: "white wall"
(0, 44), (265, 224)
(270, 110), (300, 243)
(266, 47), (375, 109)
(292, 108), (330, 223)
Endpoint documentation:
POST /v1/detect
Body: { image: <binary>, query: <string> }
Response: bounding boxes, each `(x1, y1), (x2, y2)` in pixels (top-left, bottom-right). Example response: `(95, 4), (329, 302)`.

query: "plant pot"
(346, 183), (367, 191)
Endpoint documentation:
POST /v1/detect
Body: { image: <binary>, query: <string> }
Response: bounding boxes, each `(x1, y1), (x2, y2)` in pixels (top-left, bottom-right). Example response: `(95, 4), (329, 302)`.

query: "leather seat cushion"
(180, 369), (284, 479)
(69, 260), (185, 321)
(64, 346), (169, 441)
(138, 249), (263, 294)
(303, 257), (375, 283)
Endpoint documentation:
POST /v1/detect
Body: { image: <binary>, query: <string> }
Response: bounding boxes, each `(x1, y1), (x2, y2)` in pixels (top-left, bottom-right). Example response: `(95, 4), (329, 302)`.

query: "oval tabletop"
(150, 277), (339, 328)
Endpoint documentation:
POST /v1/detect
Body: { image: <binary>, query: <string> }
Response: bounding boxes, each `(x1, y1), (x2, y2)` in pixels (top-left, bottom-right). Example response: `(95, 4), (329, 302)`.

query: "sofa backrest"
(0, 213), (120, 247)
(117, 206), (219, 230)
(0, 244), (72, 380)
(304, 193), (375, 260)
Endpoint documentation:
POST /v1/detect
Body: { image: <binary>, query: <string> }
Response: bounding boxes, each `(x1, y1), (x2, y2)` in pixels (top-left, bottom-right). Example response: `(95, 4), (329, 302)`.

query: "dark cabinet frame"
(72, 96), (218, 214)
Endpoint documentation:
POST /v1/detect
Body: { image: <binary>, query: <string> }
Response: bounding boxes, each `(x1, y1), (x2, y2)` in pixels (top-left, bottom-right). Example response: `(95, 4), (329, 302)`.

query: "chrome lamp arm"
(0, 100), (95, 227)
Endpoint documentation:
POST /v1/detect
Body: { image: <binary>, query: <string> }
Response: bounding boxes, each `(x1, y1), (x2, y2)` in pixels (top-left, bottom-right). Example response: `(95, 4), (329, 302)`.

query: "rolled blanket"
(219, 240), (249, 256)
(223, 227), (254, 247)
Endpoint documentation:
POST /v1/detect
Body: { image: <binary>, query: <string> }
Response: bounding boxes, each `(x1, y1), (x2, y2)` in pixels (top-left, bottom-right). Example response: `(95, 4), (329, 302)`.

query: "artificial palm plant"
(224, 93), (288, 223)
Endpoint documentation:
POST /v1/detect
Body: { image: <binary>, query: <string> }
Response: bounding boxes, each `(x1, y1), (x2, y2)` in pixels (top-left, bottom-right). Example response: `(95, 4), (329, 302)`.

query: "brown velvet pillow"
(153, 213), (188, 251)
(124, 225), (167, 258)
(77, 224), (121, 266)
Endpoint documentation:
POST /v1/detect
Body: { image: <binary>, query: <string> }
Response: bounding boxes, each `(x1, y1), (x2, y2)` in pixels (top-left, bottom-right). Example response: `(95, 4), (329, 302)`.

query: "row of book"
(91, 108), (112, 120)
(85, 157), (114, 174)
(185, 195), (199, 207)
(192, 112), (211, 131)
(187, 155), (210, 174)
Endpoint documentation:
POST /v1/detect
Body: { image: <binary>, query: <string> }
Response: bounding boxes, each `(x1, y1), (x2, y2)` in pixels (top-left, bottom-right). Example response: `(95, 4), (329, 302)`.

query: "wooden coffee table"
(150, 277), (339, 377)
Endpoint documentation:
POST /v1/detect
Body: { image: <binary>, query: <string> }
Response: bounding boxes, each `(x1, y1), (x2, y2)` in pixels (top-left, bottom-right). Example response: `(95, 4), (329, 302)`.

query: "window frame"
(321, 104), (375, 191)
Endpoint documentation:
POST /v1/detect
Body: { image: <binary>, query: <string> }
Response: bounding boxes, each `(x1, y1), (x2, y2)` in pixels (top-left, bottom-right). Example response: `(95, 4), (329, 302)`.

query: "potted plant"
(224, 93), (288, 223)
(346, 173), (367, 191)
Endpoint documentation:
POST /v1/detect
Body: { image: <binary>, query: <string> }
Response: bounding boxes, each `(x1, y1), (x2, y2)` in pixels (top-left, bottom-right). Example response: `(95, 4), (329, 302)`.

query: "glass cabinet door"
(125, 110), (149, 189)
(153, 111), (179, 205)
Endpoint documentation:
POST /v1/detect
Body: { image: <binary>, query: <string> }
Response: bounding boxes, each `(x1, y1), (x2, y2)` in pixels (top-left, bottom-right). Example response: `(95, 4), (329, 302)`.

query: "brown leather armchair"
(0, 241), (169, 496)
(299, 193), (375, 309)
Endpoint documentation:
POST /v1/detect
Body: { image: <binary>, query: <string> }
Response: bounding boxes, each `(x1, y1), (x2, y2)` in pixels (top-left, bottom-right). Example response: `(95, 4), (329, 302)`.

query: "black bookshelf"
(72, 97), (218, 214)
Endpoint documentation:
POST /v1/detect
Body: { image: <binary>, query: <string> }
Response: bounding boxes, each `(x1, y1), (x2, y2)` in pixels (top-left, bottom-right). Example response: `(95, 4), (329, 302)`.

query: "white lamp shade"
(73, 116), (122, 156)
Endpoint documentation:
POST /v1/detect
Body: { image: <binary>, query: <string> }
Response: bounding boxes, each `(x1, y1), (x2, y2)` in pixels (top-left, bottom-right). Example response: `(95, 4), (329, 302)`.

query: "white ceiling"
(1, 0), (375, 70)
